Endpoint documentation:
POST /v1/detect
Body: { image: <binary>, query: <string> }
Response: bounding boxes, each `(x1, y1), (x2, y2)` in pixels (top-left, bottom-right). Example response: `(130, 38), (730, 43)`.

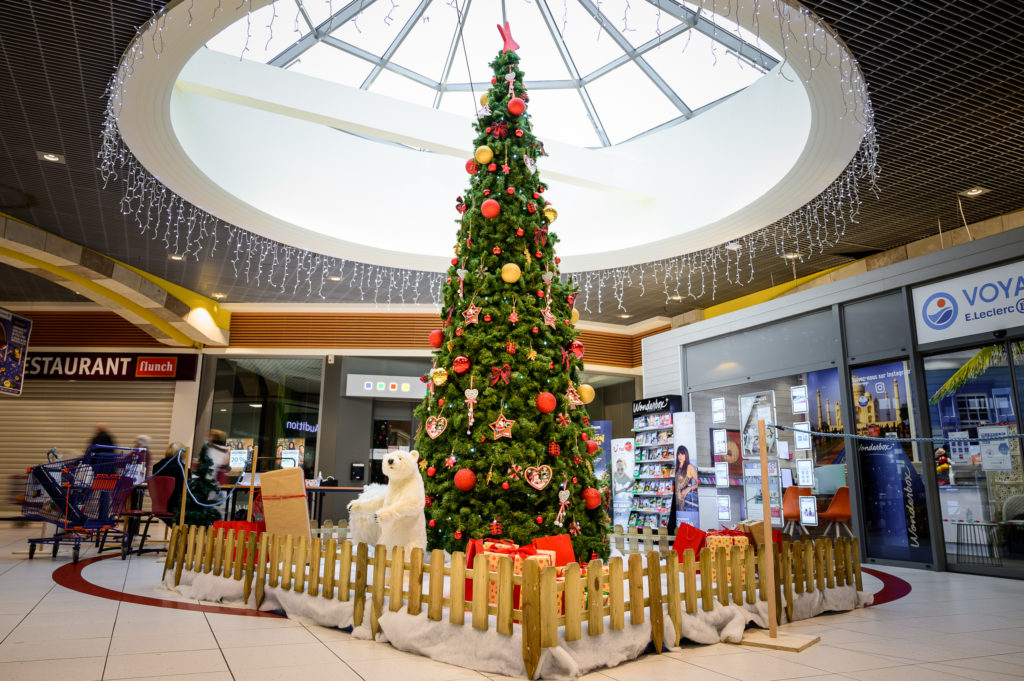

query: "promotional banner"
(0, 307), (32, 396)
(672, 412), (699, 530)
(851, 361), (931, 562)
(591, 420), (613, 512)
(610, 438), (635, 527)
(912, 259), (1024, 344)
(24, 352), (198, 381)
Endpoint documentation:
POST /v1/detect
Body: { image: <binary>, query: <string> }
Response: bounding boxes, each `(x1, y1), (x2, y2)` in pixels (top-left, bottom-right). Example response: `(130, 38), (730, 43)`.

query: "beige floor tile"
(212, 624), (318, 648)
(103, 649), (229, 680)
(0, 637), (110, 662)
(221, 642), (340, 671)
(103, 674), (233, 681)
(107, 629), (220, 655)
(323, 636), (410, 662)
(345, 653), (487, 681)
(685, 650), (828, 681)
(843, 665), (989, 681)
(601, 655), (737, 681)
(0, 656), (105, 681)
(759, 643), (905, 673)
(231, 661), (365, 681)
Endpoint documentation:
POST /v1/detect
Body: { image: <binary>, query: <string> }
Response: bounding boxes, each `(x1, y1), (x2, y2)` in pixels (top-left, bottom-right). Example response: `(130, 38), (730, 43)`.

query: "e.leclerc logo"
(922, 292), (958, 331)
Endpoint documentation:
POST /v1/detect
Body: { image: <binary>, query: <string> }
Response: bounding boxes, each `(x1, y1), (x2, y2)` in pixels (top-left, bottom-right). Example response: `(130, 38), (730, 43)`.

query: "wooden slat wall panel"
(13, 311), (166, 347)
(632, 325), (671, 366)
(231, 313), (645, 368)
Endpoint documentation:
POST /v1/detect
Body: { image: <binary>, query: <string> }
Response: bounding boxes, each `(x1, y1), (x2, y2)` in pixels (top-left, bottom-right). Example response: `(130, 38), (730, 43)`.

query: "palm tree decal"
(930, 342), (1024, 403)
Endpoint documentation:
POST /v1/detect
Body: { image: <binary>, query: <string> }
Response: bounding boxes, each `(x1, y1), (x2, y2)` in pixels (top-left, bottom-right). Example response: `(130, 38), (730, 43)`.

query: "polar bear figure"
(347, 450), (427, 552)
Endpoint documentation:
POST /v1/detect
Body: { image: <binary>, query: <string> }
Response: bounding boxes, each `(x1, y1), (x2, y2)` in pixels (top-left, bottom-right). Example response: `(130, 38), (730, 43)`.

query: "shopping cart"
(22, 446), (143, 563)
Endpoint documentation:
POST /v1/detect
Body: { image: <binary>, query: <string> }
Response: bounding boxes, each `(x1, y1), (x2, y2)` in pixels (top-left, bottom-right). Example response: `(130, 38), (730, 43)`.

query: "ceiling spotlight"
(668, 295), (683, 301)
(169, 254), (185, 261)
(617, 313), (633, 319)
(724, 241), (742, 251)
(327, 275), (343, 282)
(211, 292), (226, 300)
(783, 252), (801, 260)
(36, 151), (65, 164)
(958, 186), (990, 198)
(249, 403), (262, 408)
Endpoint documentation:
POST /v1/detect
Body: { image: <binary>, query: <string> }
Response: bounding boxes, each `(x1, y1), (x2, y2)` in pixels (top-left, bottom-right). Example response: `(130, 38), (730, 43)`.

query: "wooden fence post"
(647, 551), (664, 652)
(823, 539), (835, 589)
(814, 539), (826, 592)
(588, 558), (605, 636)
(203, 526), (216, 574)
(308, 537), (322, 597)
(608, 556), (625, 630)
(804, 540), (816, 593)
(338, 541), (353, 602)
(665, 551), (682, 644)
(627, 553), (645, 625)
(540, 566), (558, 649)
(699, 547), (713, 612)
(352, 542), (368, 626)
(564, 562), (582, 642)
(449, 551), (466, 625)
(792, 539), (805, 594)
(173, 524), (186, 586)
(715, 547), (729, 606)
(781, 541), (793, 623)
(390, 545), (406, 614)
(279, 534), (293, 589)
(730, 545), (743, 605)
(293, 536), (308, 593)
(184, 525), (197, 572)
(744, 545), (756, 605)
(683, 548), (697, 614)
(254, 532), (269, 607)
(852, 537), (863, 591)
(243, 531), (258, 600)
(322, 538), (337, 600)
(427, 549), (444, 621)
(193, 526), (206, 572)
(496, 555), (514, 635)
(408, 547), (424, 616)
(521, 558), (542, 680)
(472, 550), (488, 630)
(370, 545), (386, 637)
(162, 525), (177, 581)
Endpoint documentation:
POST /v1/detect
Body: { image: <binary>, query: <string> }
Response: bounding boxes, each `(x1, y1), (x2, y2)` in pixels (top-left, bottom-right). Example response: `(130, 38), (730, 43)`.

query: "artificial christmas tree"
(413, 23), (608, 560)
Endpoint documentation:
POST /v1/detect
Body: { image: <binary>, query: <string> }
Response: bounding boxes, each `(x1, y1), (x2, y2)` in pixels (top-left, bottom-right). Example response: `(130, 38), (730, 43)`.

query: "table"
(223, 484), (363, 526)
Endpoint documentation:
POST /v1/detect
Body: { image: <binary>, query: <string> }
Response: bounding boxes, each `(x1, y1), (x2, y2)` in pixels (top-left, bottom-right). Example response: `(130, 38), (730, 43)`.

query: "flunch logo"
(921, 292), (958, 331)
(136, 356), (178, 378)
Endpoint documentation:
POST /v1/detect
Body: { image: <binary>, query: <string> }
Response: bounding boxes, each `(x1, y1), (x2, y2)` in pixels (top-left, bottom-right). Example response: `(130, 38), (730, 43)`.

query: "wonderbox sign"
(913, 260), (1024, 344)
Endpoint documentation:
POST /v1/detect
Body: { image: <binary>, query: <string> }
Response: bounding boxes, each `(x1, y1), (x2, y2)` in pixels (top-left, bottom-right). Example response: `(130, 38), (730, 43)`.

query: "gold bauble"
(431, 368), (449, 387)
(570, 308), (580, 324)
(543, 206), (558, 223)
(500, 262), (522, 283)
(480, 93), (488, 107)
(474, 145), (494, 165)
(579, 383), (596, 404)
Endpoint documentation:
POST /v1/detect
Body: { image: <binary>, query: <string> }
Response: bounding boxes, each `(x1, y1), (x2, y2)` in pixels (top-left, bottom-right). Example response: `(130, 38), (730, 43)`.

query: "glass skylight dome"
(205, 0), (781, 147)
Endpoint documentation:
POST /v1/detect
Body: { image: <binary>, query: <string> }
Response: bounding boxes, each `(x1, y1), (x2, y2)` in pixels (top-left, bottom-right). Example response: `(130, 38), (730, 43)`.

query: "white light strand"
(98, 0), (877, 314)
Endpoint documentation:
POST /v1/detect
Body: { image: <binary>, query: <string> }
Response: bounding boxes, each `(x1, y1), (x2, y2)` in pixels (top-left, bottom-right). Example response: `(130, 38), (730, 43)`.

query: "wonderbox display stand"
(629, 396), (682, 529)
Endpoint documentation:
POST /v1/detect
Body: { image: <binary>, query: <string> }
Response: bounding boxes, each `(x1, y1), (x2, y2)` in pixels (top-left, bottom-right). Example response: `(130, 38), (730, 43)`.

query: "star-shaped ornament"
(501, 163), (511, 173)
(490, 413), (515, 439)
(542, 305), (557, 328)
(509, 309), (519, 323)
(527, 348), (538, 361)
(463, 303), (481, 324)
(445, 455), (457, 468)
(419, 459), (428, 470)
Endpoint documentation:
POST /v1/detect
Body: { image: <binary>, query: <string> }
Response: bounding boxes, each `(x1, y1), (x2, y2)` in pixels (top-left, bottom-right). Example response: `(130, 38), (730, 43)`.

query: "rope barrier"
(769, 423), (1022, 445)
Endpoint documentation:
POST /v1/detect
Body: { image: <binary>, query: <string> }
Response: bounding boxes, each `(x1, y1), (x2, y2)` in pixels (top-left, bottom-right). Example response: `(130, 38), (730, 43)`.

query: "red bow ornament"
(490, 363), (512, 386)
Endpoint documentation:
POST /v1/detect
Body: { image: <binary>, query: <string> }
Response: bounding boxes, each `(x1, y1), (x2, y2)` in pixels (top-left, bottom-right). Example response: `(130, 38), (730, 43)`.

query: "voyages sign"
(24, 352), (198, 381)
(913, 259), (1024, 344)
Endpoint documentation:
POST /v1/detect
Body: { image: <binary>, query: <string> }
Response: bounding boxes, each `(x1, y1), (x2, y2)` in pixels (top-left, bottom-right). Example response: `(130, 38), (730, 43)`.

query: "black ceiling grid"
(0, 1), (1022, 325)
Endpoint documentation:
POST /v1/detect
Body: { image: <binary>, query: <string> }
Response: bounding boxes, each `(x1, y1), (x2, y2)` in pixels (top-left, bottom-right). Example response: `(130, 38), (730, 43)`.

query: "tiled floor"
(1, 523), (1023, 681)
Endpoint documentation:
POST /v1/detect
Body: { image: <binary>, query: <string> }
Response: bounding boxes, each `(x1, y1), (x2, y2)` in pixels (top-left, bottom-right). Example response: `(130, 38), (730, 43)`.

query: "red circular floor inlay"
(861, 566), (912, 606)
(51, 554), (284, 618)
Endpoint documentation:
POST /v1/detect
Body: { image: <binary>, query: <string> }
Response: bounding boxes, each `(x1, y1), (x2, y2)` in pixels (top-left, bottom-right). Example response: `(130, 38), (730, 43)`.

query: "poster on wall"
(799, 495), (818, 526)
(793, 422), (812, 451)
(711, 397), (727, 424)
(673, 412), (699, 530)
(227, 438), (255, 469)
(0, 308), (32, 397)
(591, 421), (614, 511)
(790, 385), (809, 414)
(796, 458), (815, 487)
(738, 391), (776, 459)
(715, 461), (730, 488)
(978, 425), (1012, 471)
(275, 438), (306, 469)
(805, 367), (845, 463)
(743, 460), (782, 525)
(947, 431), (972, 464)
(711, 429), (743, 477)
(717, 495), (731, 521)
(851, 360), (931, 563)
(610, 438), (635, 527)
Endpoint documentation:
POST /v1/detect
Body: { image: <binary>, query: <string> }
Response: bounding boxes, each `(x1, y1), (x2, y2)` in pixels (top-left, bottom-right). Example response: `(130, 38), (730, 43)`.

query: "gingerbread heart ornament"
(524, 465), (553, 490)
(425, 416), (448, 439)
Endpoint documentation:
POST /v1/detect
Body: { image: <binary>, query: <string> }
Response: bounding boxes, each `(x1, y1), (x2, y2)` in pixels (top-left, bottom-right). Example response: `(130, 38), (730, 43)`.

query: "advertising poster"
(591, 420), (613, 512)
(790, 385), (809, 414)
(799, 496), (818, 526)
(717, 495), (731, 521)
(610, 438), (635, 527)
(227, 438), (255, 469)
(978, 425), (1012, 471)
(673, 412), (699, 530)
(711, 397), (727, 423)
(714, 461), (730, 488)
(805, 368), (845, 463)
(947, 431), (972, 464)
(739, 391), (776, 459)
(851, 361), (931, 562)
(796, 458), (815, 487)
(275, 438), (306, 468)
(793, 422), (812, 451)
(0, 307), (32, 397)
(710, 428), (743, 477)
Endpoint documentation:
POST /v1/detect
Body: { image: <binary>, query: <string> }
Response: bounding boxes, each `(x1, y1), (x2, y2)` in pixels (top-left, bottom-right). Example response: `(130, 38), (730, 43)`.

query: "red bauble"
(488, 163), (498, 172)
(483, 189), (491, 196)
(466, 159), (479, 174)
(427, 466), (436, 477)
(451, 257), (459, 265)
(508, 97), (526, 115)
(492, 247), (501, 255)
(555, 257), (561, 264)
(516, 228), (525, 236)
(429, 519), (436, 527)
(491, 77), (497, 84)
(535, 251), (543, 258)
(483, 314), (492, 322)
(581, 433), (589, 441)
(455, 327), (464, 337)
(586, 440), (599, 455)
(453, 356), (471, 374)
(481, 199), (501, 219)
(438, 398), (444, 406)
(502, 482), (510, 490)
(532, 326), (539, 334)
(428, 329), (444, 348)
(454, 530), (463, 539)
(533, 192), (540, 199)
(536, 290), (544, 298)
(570, 340), (585, 358)
(536, 392), (557, 413)
(582, 488), (602, 510)
(535, 515), (544, 524)
(515, 129), (524, 137)
(454, 468), (477, 491)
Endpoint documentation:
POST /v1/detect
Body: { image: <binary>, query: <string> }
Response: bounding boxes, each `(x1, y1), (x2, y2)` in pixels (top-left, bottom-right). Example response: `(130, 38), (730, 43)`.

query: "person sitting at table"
(152, 442), (188, 525)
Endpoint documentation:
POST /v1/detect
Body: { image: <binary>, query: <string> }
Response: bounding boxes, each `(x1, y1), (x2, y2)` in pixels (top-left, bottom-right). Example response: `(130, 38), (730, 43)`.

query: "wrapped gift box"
(705, 530), (748, 586)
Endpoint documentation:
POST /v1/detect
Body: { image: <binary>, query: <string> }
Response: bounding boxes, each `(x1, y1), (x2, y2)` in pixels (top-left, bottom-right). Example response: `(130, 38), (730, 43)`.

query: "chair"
(819, 486), (852, 537)
(782, 486), (813, 536)
(120, 476), (177, 558)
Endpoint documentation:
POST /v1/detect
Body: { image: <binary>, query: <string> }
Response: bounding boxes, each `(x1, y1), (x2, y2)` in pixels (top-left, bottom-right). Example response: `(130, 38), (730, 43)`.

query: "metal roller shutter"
(0, 381), (175, 516)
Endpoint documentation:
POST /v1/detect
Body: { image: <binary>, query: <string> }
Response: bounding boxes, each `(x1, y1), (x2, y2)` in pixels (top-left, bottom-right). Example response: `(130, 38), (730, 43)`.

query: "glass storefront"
(209, 357), (323, 481)
(924, 344), (1024, 571)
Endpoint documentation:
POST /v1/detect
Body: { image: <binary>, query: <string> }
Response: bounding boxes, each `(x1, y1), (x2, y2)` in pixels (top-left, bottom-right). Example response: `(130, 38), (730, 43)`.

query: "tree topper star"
(497, 21), (520, 53)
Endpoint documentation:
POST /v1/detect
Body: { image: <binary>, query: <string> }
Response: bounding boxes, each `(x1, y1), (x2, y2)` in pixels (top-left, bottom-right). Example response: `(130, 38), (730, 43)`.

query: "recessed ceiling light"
(783, 252), (801, 260)
(724, 241), (742, 251)
(327, 275), (343, 282)
(668, 295), (683, 301)
(617, 313), (633, 319)
(958, 186), (990, 198)
(169, 254), (185, 261)
(36, 151), (65, 164)
(249, 403), (262, 408)
(219, 408), (227, 412)
(211, 292), (226, 300)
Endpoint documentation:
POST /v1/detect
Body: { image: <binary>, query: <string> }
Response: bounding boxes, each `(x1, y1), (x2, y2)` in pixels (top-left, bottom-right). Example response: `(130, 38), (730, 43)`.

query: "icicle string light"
(99, 0), (878, 313)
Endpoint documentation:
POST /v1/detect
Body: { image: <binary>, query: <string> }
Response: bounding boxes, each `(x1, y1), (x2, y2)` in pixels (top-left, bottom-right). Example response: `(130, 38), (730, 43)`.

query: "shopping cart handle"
(46, 449), (60, 463)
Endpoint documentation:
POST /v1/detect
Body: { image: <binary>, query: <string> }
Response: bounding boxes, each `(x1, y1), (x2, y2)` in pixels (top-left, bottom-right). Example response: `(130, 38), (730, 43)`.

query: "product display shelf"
(631, 425), (668, 432)
(630, 409), (677, 530)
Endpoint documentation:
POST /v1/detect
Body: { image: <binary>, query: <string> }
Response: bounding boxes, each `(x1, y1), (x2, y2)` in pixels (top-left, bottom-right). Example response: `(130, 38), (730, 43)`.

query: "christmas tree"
(413, 23), (608, 561)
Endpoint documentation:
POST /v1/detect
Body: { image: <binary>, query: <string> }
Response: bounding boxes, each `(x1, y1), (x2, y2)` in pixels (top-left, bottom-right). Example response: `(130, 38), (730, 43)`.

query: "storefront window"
(689, 369), (845, 532)
(926, 345), (1024, 571)
(851, 360), (931, 563)
(210, 358), (323, 481)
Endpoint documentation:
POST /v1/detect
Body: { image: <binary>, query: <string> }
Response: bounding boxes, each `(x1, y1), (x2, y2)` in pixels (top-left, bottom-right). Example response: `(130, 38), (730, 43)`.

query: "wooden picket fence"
(163, 526), (862, 678)
(609, 525), (674, 557)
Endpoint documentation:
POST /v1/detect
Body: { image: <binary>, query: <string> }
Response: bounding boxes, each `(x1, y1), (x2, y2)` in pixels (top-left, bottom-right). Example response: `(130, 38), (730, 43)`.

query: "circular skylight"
(204, 0), (781, 147)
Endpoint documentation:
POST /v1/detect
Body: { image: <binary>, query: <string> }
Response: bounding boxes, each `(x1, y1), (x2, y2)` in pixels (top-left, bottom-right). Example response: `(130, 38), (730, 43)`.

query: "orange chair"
(819, 486), (852, 537)
(782, 486), (814, 536)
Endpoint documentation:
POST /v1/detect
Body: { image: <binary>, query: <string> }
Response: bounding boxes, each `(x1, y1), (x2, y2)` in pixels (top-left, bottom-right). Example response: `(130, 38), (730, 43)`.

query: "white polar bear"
(347, 449), (427, 552)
